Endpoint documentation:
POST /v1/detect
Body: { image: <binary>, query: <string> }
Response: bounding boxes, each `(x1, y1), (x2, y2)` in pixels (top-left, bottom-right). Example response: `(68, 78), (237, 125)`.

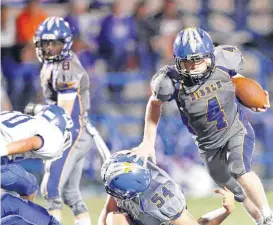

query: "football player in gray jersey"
(129, 28), (272, 225)
(28, 16), (110, 225)
(98, 151), (235, 225)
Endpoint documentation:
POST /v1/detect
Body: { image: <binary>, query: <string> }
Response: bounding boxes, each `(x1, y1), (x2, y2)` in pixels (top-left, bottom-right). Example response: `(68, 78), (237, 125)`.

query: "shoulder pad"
(150, 66), (175, 102)
(215, 45), (245, 72)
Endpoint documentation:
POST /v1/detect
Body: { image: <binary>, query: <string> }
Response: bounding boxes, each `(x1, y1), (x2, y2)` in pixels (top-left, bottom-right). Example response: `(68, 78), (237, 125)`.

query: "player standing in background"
(98, 151), (235, 225)
(29, 16), (109, 225)
(130, 28), (272, 225)
(0, 105), (73, 201)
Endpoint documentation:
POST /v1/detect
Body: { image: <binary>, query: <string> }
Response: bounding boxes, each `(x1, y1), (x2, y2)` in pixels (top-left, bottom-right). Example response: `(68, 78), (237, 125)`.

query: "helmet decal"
(182, 28), (204, 53)
(101, 151), (151, 199)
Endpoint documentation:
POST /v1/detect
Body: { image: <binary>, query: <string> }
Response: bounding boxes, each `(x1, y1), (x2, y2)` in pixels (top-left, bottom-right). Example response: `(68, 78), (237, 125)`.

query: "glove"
(24, 103), (45, 115)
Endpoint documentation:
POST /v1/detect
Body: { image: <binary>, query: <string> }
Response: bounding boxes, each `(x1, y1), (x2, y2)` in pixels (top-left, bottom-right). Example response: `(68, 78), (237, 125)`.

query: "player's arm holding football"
(218, 45), (270, 112)
(129, 67), (174, 166)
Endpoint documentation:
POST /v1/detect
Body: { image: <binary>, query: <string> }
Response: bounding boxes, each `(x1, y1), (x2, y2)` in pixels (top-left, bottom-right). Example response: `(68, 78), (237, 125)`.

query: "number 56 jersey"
(0, 111), (65, 161)
(115, 162), (186, 225)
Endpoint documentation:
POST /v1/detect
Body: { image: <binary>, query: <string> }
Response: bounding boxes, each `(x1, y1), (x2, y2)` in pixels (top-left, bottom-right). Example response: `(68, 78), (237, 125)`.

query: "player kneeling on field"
(98, 151), (235, 225)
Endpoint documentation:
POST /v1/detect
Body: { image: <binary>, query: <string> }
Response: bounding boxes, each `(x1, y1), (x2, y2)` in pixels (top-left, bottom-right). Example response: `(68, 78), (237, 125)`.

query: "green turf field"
(36, 192), (273, 225)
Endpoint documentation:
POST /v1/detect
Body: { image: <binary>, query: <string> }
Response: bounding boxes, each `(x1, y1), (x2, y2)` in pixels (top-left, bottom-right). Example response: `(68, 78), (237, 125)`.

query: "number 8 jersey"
(0, 111), (65, 161)
(151, 45), (247, 152)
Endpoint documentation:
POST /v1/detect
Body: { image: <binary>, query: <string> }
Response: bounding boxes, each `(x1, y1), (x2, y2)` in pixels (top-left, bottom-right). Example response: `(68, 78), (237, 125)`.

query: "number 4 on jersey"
(207, 96), (228, 130)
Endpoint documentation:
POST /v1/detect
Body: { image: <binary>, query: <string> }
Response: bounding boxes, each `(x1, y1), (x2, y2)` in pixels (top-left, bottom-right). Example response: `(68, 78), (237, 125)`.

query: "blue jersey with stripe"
(151, 45), (247, 151)
(40, 52), (90, 128)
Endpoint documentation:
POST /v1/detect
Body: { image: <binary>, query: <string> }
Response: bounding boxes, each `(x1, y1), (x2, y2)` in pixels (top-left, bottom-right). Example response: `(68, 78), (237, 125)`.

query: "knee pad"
(69, 200), (88, 216)
(229, 159), (246, 179)
(62, 189), (82, 207)
(46, 197), (63, 211)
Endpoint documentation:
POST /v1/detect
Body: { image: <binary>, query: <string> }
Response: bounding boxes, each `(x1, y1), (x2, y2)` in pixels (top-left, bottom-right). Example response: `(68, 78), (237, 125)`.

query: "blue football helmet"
(173, 27), (215, 84)
(34, 17), (73, 62)
(101, 151), (151, 199)
(37, 105), (73, 150)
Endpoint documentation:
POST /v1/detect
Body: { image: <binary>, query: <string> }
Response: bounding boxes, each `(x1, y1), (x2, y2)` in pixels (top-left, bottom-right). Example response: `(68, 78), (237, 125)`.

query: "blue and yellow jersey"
(40, 52), (90, 129)
(150, 45), (247, 152)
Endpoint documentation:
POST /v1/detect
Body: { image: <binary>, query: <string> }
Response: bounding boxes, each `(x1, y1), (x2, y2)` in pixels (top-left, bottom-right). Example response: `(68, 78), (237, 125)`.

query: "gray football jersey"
(151, 45), (246, 151)
(115, 162), (186, 225)
(40, 52), (90, 126)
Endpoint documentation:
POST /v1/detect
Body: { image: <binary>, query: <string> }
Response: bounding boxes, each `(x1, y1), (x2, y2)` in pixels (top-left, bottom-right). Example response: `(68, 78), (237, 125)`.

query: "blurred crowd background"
(1, 0), (273, 197)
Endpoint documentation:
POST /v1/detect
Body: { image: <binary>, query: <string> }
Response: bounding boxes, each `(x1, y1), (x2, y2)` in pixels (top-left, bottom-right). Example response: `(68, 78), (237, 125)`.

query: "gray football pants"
(41, 125), (94, 215)
(200, 122), (255, 202)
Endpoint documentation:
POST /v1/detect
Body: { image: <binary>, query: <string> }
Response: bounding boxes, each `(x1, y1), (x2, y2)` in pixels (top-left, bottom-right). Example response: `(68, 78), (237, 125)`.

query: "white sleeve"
(34, 123), (64, 160)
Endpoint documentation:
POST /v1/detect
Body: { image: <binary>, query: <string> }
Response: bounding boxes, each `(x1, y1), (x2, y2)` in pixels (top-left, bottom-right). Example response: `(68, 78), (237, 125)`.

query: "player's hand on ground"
(128, 141), (156, 167)
(251, 90), (271, 112)
(215, 186), (235, 214)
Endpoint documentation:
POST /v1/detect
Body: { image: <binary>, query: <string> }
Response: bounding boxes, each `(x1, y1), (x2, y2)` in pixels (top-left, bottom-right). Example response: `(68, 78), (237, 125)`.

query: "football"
(232, 77), (267, 108)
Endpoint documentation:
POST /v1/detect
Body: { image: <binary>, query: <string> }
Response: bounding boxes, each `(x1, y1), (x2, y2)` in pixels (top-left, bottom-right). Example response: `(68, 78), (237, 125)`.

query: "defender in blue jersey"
(130, 28), (272, 225)
(0, 106), (72, 201)
(98, 151), (235, 225)
(1, 193), (61, 225)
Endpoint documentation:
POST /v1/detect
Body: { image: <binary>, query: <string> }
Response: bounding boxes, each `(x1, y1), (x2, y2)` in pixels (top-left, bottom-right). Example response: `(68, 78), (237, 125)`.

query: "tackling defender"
(98, 151), (235, 225)
(0, 105), (73, 201)
(130, 27), (272, 225)
(30, 16), (110, 225)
